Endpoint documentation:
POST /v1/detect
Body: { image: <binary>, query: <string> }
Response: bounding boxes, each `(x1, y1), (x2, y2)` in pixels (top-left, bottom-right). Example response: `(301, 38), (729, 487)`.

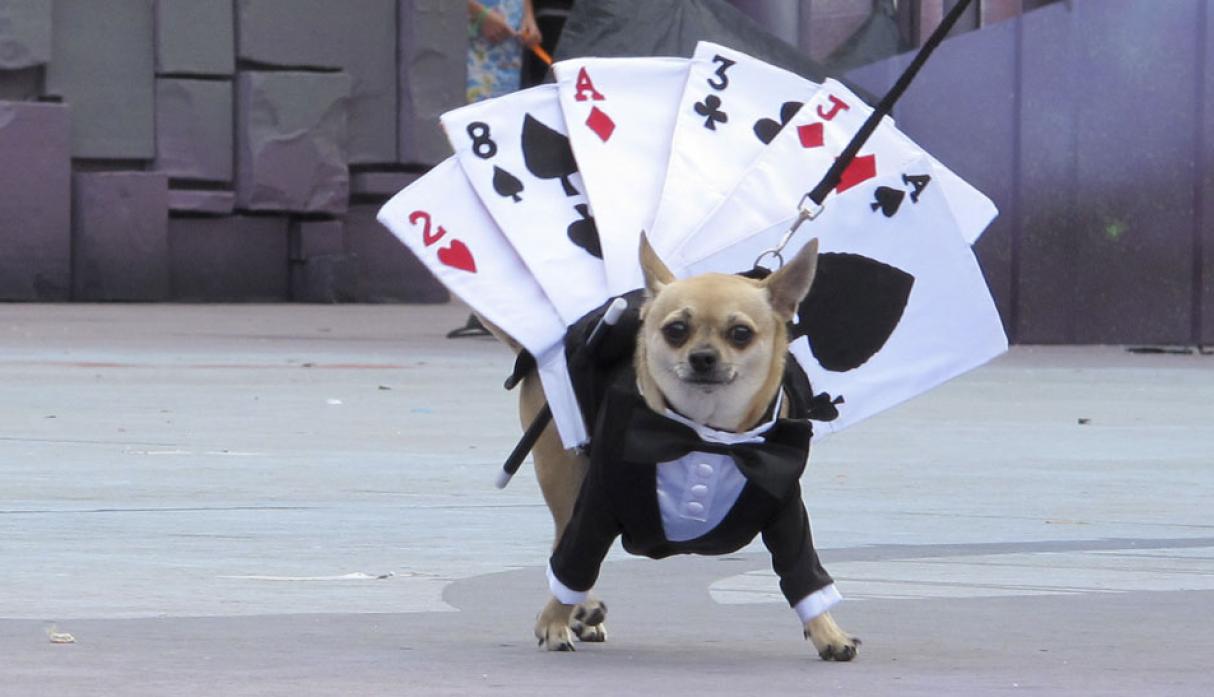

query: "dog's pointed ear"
(639, 232), (675, 297)
(762, 238), (819, 322)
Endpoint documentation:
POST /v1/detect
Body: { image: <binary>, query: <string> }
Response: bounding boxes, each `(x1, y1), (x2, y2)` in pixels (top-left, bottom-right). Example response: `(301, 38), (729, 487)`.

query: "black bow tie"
(616, 389), (812, 500)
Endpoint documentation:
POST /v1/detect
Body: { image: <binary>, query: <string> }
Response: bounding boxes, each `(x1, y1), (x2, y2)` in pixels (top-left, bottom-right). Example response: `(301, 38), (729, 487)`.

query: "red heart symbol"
(437, 240), (477, 273)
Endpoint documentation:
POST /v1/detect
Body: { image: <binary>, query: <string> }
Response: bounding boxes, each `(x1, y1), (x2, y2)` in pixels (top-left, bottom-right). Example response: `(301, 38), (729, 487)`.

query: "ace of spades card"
(554, 56), (691, 296)
(684, 157), (1007, 438)
(645, 41), (823, 260)
(440, 84), (610, 326)
(377, 157), (589, 448)
(668, 78), (996, 270)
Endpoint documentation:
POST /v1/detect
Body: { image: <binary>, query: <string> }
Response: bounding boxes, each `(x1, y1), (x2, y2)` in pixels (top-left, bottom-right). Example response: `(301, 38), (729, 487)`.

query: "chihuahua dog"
(512, 236), (858, 661)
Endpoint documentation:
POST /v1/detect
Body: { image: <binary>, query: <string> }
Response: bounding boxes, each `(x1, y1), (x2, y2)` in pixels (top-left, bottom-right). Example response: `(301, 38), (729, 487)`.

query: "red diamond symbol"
(586, 106), (615, 142)
(797, 122), (824, 148)
(835, 154), (877, 193)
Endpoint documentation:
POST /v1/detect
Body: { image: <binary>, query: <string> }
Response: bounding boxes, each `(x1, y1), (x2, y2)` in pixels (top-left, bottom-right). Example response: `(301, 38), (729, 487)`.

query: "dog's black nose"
(688, 349), (719, 373)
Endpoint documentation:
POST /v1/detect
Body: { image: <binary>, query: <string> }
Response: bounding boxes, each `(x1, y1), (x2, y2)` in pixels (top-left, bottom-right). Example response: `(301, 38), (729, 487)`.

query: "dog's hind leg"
(804, 611), (860, 661)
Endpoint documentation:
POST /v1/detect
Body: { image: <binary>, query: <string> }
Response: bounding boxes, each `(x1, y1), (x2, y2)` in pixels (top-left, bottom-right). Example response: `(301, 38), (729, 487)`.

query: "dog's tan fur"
(507, 236), (858, 660)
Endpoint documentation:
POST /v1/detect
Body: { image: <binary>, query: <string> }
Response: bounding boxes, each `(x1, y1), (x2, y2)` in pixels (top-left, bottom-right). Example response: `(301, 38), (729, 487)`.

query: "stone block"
(1204, 2), (1214, 345)
(0, 65), (41, 100)
(0, 100), (70, 300)
(290, 219), (345, 259)
(343, 204), (448, 302)
(291, 254), (359, 303)
(169, 216), (290, 301)
(350, 170), (421, 198)
(398, 0), (465, 165)
(155, 0), (235, 76)
(236, 0), (397, 164)
(0, 0), (51, 69)
(155, 78), (234, 182)
(236, 70), (351, 214)
(45, 0), (155, 159)
(71, 172), (170, 301)
(168, 189), (236, 215)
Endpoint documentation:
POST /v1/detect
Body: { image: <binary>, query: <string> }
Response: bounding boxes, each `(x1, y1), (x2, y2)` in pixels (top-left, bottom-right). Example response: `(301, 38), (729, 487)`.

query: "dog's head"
(635, 235), (819, 432)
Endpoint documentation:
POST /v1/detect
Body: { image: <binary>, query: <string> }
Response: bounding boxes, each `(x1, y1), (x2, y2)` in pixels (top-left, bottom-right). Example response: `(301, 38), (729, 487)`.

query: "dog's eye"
(662, 321), (689, 347)
(728, 325), (754, 348)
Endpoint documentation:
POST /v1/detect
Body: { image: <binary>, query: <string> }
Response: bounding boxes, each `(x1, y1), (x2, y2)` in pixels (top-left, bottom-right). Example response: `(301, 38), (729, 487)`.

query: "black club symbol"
(694, 95), (728, 131)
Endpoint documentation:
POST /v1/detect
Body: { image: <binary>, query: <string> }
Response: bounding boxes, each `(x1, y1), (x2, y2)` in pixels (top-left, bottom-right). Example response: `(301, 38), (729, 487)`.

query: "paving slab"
(1, 302), (1212, 695)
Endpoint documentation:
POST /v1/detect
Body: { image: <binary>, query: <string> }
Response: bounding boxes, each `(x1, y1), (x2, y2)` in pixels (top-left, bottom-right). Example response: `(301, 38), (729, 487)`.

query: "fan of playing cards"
(378, 42), (1008, 450)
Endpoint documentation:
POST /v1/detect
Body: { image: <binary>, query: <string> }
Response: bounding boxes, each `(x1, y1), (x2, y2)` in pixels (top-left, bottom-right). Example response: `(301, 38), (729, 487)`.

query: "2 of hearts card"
(378, 42), (1007, 450)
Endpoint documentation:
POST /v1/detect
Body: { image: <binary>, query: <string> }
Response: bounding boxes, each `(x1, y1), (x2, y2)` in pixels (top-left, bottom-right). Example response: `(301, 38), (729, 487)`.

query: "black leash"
(498, 0), (977, 485)
(756, 0), (976, 269)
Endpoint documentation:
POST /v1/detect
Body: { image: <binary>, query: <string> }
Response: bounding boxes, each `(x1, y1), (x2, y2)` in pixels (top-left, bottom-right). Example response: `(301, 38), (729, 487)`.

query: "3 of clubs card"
(646, 41), (823, 260)
(554, 56), (691, 295)
(440, 84), (610, 325)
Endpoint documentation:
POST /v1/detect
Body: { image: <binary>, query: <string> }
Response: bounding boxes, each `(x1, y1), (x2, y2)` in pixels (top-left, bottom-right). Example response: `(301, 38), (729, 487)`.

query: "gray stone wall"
(0, 0), (464, 302)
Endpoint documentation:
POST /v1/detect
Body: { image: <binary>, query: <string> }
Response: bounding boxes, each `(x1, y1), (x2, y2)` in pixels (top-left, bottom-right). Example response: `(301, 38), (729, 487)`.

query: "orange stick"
(529, 44), (553, 66)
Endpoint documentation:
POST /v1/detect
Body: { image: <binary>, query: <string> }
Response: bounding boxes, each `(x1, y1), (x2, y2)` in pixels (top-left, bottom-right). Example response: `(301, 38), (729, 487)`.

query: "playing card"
(685, 157), (1007, 438)
(377, 157), (588, 448)
(645, 41), (823, 261)
(554, 56), (691, 295)
(440, 84), (610, 325)
(669, 78), (996, 269)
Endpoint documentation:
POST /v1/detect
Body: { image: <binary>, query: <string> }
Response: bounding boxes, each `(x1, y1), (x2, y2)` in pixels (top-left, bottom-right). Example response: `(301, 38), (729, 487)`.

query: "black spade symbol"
(871, 186), (905, 217)
(492, 165), (524, 202)
(521, 114), (579, 197)
(752, 100), (804, 144)
(792, 252), (914, 372)
(566, 203), (602, 258)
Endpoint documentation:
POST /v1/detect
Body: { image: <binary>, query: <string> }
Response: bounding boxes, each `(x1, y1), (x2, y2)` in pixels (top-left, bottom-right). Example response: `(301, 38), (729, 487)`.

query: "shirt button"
(696, 463), (714, 477)
(690, 484), (709, 497)
(685, 501), (705, 516)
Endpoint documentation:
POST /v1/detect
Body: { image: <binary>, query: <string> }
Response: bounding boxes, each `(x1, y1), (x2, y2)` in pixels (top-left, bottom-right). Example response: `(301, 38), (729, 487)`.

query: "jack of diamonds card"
(554, 56), (691, 296)
(684, 158), (1007, 439)
(440, 84), (610, 326)
(670, 78), (995, 270)
(377, 156), (589, 448)
(645, 41), (823, 261)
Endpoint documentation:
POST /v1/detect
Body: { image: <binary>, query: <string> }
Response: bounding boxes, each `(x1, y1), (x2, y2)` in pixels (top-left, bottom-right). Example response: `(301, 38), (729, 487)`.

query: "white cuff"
(546, 563), (589, 605)
(793, 583), (842, 623)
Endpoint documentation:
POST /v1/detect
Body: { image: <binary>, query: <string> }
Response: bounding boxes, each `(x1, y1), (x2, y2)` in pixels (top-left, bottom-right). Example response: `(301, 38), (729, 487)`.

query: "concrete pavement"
(2, 302), (1212, 695)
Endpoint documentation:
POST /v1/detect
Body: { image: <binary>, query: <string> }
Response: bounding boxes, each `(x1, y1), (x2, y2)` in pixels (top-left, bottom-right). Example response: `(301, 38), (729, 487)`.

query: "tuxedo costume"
(545, 293), (842, 623)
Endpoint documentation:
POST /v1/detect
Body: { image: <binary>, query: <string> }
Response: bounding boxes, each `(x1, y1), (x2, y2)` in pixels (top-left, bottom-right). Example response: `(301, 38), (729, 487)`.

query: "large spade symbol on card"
(792, 253), (914, 372)
(566, 203), (602, 258)
(753, 101), (803, 145)
(521, 114), (579, 197)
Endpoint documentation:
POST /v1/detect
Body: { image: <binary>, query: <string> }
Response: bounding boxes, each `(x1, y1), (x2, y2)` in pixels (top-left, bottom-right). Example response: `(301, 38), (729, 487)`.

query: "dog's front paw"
(570, 599), (607, 642)
(804, 612), (861, 662)
(535, 597), (576, 652)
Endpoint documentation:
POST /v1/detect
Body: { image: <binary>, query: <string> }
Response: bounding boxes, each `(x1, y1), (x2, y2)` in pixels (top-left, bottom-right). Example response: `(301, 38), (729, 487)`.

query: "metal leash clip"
(753, 193), (825, 271)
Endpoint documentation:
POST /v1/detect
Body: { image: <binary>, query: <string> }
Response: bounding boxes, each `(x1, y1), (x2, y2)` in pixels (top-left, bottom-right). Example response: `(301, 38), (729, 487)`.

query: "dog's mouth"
(677, 368), (737, 387)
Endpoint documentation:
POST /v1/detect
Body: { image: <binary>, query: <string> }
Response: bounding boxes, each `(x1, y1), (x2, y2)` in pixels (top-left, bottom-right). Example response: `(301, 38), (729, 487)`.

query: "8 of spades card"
(440, 84), (610, 326)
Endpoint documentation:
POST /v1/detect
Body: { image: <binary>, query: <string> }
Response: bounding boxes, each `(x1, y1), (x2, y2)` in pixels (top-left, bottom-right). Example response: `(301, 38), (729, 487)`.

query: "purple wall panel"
(236, 70), (351, 214)
(1016, 1), (1080, 343)
(0, 101), (70, 300)
(0, 66), (41, 100)
(169, 216), (289, 301)
(155, 78), (233, 182)
(398, 0), (465, 165)
(168, 189), (236, 215)
(155, 0), (234, 76)
(236, 0), (397, 164)
(1202, 2), (1214, 345)
(289, 219), (356, 302)
(847, 17), (1018, 336)
(1070, 0), (1199, 344)
(0, 0), (51, 69)
(71, 172), (169, 301)
(343, 204), (448, 303)
(45, 0), (155, 160)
